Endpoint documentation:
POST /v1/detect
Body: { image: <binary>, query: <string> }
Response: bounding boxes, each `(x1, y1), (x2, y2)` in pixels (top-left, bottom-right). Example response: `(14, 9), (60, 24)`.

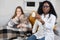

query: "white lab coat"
(32, 14), (56, 40)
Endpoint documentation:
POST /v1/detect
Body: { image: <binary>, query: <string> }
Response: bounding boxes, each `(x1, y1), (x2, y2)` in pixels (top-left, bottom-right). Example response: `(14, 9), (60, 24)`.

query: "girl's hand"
(16, 14), (20, 18)
(16, 12), (21, 18)
(21, 24), (27, 28)
(13, 14), (21, 21)
(17, 24), (22, 28)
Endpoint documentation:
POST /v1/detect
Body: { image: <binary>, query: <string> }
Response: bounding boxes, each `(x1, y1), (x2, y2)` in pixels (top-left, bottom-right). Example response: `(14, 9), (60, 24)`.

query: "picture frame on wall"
(23, 0), (44, 12)
(27, 2), (35, 7)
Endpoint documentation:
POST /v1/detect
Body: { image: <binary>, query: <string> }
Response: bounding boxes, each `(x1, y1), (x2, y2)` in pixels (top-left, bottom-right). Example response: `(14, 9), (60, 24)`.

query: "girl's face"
(42, 2), (50, 14)
(16, 8), (22, 16)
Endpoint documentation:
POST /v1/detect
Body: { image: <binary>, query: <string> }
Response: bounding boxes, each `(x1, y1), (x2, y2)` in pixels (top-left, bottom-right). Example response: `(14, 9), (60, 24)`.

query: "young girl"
(8, 6), (32, 32)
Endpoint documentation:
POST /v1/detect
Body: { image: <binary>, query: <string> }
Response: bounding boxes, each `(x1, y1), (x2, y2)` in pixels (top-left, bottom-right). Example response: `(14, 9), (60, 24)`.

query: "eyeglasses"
(43, 6), (50, 8)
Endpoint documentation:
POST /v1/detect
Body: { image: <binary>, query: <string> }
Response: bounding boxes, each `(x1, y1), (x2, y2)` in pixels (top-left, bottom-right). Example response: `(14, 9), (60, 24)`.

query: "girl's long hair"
(12, 6), (24, 19)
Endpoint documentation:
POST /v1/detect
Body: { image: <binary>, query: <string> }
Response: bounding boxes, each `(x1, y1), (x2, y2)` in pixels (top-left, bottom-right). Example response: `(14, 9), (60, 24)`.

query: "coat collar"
(42, 13), (49, 18)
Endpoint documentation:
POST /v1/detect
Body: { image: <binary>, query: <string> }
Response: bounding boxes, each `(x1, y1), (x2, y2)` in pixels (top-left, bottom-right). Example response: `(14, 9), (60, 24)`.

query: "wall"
(0, 0), (60, 27)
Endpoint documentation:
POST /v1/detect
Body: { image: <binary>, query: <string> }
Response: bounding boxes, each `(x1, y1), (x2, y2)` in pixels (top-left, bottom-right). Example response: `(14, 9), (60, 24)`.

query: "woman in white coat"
(27, 1), (57, 40)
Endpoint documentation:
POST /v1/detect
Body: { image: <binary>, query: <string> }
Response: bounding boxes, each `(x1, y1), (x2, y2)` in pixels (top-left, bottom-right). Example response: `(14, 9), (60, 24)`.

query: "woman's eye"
(43, 6), (49, 8)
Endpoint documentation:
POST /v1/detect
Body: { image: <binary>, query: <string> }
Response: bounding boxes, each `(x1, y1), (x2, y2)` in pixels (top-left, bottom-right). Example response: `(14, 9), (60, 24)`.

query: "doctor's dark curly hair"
(37, 1), (57, 19)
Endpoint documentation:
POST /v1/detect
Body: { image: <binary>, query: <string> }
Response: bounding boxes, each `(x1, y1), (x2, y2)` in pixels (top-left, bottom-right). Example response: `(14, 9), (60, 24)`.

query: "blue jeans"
(27, 35), (45, 40)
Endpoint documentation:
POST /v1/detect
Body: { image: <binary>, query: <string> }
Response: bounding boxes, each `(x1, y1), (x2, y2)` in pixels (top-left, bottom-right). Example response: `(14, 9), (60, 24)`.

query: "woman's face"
(42, 2), (50, 14)
(16, 8), (22, 16)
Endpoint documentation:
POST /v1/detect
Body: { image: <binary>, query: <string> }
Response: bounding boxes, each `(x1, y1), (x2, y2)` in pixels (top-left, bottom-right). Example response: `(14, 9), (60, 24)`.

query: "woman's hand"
(35, 14), (45, 25)
(35, 13), (41, 19)
(38, 19), (45, 25)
